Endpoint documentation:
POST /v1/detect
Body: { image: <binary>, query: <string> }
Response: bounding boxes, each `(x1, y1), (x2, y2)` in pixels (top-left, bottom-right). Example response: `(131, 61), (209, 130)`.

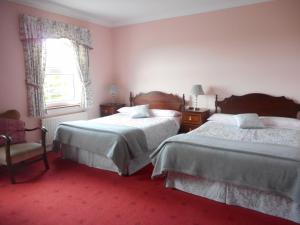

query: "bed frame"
(130, 91), (185, 111)
(215, 93), (300, 118)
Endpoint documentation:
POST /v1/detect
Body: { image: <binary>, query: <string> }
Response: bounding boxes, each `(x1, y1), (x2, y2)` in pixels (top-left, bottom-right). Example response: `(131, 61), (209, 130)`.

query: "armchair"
(0, 110), (49, 184)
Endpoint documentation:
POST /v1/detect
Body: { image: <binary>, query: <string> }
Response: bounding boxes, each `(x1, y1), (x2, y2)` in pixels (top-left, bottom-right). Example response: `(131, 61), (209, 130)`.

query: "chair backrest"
(0, 110), (21, 120)
(0, 110), (25, 146)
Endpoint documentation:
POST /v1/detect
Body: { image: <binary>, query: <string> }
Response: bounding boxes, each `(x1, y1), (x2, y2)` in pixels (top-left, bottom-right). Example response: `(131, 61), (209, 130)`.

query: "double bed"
(54, 91), (184, 175)
(151, 93), (300, 223)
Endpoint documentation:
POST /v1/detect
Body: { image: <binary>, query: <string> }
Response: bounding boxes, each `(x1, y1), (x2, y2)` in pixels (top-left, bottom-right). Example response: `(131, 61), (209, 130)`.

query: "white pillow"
(130, 105), (150, 118)
(118, 105), (150, 118)
(150, 109), (181, 117)
(207, 113), (236, 126)
(234, 113), (264, 129)
(260, 116), (300, 130)
(117, 106), (133, 114)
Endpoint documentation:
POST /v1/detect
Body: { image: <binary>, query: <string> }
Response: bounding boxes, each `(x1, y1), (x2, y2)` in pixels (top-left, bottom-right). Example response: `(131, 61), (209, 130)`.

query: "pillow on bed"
(260, 116), (300, 130)
(150, 109), (181, 117)
(234, 113), (264, 129)
(130, 105), (151, 118)
(118, 105), (150, 118)
(117, 106), (132, 114)
(207, 113), (236, 126)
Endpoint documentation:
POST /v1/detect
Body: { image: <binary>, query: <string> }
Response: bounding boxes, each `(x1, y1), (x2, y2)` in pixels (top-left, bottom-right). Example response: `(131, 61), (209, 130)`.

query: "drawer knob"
(189, 116), (192, 121)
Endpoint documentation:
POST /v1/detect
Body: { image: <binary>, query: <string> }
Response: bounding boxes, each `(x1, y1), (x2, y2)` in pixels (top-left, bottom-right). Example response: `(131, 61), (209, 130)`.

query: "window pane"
(44, 38), (82, 107)
(44, 74), (76, 104)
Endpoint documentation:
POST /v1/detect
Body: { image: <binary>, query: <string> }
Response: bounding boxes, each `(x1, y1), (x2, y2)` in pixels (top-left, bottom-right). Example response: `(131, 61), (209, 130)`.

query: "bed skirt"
(61, 144), (150, 175)
(165, 172), (300, 224)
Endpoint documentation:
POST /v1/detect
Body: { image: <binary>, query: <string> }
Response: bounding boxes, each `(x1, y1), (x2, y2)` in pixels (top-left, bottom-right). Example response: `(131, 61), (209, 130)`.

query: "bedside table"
(100, 103), (125, 117)
(180, 109), (210, 133)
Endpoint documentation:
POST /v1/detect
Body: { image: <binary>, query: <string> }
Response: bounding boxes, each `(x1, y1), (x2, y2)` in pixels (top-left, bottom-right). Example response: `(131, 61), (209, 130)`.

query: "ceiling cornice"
(109, 0), (271, 27)
(8, 0), (112, 27)
(8, 0), (272, 28)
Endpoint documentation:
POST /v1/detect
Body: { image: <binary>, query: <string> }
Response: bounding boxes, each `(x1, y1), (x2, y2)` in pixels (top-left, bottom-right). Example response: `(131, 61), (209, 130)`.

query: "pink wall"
(0, 1), (113, 141)
(1, 0), (300, 142)
(113, 0), (300, 108)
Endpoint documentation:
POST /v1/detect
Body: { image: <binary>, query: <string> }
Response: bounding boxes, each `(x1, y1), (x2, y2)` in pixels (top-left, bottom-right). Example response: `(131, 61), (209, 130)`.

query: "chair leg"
(43, 153), (49, 170)
(7, 164), (16, 184)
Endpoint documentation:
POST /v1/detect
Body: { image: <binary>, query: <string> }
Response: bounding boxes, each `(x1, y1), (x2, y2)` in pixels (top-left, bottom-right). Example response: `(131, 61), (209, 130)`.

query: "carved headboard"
(130, 91), (185, 111)
(215, 93), (300, 118)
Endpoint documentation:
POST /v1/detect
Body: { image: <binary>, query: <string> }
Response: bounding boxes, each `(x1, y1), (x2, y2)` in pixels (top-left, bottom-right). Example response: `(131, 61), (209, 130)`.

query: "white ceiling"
(9, 0), (271, 27)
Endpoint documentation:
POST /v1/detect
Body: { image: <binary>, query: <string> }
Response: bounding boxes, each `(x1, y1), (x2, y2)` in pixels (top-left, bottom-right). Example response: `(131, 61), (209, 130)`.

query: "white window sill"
(44, 105), (84, 118)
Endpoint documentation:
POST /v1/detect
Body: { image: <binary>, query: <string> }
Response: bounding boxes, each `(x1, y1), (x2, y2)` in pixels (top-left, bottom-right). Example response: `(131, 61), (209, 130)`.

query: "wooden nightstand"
(100, 103), (125, 117)
(180, 109), (210, 133)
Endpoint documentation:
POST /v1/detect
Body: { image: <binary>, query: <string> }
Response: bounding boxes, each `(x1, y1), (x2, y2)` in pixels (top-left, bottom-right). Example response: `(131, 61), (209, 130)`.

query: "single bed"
(54, 91), (184, 175)
(151, 93), (300, 223)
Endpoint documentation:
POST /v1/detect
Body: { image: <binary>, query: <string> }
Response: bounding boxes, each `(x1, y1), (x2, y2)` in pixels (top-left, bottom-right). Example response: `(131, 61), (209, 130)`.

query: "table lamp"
(191, 84), (204, 110)
(110, 84), (118, 103)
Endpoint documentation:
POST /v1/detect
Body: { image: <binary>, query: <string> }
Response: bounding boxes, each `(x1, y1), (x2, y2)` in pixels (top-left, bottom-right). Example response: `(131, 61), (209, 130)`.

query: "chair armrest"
(24, 127), (48, 147)
(25, 127), (47, 132)
(1, 134), (12, 162)
(0, 134), (12, 145)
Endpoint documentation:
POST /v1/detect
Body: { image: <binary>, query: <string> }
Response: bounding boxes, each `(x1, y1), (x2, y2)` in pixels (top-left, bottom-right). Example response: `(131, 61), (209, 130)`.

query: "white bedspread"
(89, 113), (181, 150)
(190, 121), (300, 148)
(57, 113), (180, 175)
(166, 121), (300, 223)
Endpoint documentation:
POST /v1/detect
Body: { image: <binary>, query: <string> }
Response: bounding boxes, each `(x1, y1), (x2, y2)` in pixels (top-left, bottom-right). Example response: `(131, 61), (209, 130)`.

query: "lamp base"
(187, 107), (201, 111)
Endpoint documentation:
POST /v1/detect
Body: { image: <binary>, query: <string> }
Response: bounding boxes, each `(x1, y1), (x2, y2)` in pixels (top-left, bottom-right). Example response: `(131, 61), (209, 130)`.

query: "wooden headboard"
(215, 93), (300, 118)
(130, 91), (185, 111)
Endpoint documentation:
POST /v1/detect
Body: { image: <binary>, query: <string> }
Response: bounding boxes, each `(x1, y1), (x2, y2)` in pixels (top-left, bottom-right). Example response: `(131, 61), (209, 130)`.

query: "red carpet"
(0, 152), (297, 225)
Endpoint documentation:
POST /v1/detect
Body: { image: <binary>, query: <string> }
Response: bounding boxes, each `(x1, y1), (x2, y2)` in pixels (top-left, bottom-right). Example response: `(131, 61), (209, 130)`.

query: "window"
(44, 38), (82, 108)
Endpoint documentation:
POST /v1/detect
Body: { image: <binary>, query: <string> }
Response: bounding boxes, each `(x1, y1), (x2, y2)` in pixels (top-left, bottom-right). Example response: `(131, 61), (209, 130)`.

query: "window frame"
(43, 38), (82, 109)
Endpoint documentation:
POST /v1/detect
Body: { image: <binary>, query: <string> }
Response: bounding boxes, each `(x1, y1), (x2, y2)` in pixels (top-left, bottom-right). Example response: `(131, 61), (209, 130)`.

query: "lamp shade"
(191, 85), (204, 96)
(109, 84), (118, 95)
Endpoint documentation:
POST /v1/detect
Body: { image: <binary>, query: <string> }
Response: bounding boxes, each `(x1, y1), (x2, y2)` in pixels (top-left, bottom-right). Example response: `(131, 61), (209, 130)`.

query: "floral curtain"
(72, 42), (93, 108)
(19, 14), (93, 117)
(22, 40), (47, 117)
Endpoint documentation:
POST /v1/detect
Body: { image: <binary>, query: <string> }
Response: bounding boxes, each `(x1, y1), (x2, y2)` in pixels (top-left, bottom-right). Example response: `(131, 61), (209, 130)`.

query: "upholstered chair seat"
(0, 143), (43, 165)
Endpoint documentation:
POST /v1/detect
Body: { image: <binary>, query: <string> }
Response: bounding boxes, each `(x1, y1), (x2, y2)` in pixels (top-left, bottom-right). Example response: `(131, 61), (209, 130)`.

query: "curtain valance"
(19, 14), (92, 48)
